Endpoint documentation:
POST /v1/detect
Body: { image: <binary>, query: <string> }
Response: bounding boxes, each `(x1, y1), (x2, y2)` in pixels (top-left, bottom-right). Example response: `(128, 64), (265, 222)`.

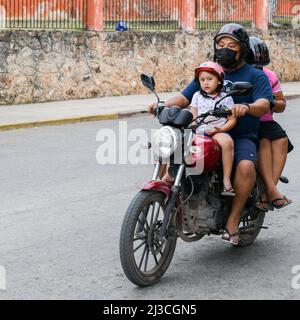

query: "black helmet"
(213, 23), (250, 61)
(246, 36), (270, 67)
(214, 23), (250, 44)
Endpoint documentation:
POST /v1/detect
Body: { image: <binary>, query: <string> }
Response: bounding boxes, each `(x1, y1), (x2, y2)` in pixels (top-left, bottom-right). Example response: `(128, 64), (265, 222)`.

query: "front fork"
(136, 163), (186, 239)
(158, 164), (185, 240)
(155, 131), (194, 239)
(139, 129), (193, 238)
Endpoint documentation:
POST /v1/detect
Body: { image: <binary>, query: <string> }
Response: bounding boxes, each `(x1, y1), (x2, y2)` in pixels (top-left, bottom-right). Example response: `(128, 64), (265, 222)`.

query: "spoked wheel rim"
(132, 200), (171, 275)
(120, 190), (177, 286)
(239, 208), (260, 234)
(238, 208), (265, 246)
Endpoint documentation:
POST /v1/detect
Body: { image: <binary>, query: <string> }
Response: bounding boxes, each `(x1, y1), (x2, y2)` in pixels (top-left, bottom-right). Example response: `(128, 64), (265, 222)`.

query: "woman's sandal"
(222, 228), (240, 246)
(271, 195), (292, 209)
(255, 200), (273, 212)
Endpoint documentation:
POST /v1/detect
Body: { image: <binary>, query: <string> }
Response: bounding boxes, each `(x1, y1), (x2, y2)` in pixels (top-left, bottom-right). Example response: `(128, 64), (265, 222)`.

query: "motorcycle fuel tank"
(191, 134), (221, 171)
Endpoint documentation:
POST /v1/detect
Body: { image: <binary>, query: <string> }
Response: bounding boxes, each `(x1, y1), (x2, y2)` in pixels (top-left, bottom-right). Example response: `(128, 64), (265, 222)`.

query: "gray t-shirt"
(191, 91), (234, 133)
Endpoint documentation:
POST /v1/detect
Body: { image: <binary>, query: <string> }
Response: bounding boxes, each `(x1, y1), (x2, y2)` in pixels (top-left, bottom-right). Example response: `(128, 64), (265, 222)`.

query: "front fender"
(139, 180), (171, 200)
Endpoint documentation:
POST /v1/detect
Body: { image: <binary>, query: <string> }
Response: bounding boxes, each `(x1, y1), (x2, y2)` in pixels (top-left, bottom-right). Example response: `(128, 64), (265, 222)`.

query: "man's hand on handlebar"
(147, 102), (158, 115)
(231, 104), (250, 118)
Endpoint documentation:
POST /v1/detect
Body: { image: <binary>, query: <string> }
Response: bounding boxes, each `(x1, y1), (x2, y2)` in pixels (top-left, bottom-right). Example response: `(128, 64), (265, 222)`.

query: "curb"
(285, 94), (300, 100)
(0, 111), (147, 132)
(0, 94), (299, 132)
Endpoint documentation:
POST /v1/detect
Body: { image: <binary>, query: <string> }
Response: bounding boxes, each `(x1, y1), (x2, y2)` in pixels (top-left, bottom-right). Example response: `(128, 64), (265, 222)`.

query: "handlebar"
(152, 104), (232, 132)
(189, 108), (232, 131)
(154, 101), (165, 117)
(212, 109), (232, 117)
(154, 105), (231, 118)
(196, 108), (232, 120)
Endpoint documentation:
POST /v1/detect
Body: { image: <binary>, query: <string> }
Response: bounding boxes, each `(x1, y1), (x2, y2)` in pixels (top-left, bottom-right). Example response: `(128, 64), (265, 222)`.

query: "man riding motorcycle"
(147, 23), (274, 245)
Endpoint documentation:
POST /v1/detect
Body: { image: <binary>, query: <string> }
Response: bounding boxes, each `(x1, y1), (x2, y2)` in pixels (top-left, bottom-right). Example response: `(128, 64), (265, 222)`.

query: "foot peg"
(279, 176), (289, 184)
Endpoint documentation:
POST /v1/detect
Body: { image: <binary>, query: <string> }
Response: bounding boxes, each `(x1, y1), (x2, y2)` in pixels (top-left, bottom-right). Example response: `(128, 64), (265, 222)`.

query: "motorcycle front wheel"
(119, 190), (177, 287)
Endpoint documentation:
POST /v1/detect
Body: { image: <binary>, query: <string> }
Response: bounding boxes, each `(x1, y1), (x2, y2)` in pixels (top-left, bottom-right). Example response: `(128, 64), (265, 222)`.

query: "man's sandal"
(222, 229), (240, 246)
(271, 195), (292, 210)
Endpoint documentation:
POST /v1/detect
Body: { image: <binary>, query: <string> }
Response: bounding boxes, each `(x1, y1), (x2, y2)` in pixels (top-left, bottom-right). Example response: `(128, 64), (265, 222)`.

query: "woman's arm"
(273, 91), (286, 113)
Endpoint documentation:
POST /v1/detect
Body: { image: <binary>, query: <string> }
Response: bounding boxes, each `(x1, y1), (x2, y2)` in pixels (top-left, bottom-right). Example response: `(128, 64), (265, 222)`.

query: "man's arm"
(230, 69), (274, 118)
(231, 98), (270, 118)
(147, 94), (190, 114)
(165, 93), (190, 108)
(147, 79), (199, 114)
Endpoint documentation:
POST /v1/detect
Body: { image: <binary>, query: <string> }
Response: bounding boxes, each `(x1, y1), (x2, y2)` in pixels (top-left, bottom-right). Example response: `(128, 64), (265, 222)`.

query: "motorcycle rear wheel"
(238, 209), (265, 247)
(119, 190), (177, 287)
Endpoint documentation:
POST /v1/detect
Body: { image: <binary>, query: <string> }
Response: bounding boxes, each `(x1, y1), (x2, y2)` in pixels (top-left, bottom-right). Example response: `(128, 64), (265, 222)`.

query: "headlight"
(152, 126), (179, 160)
(184, 146), (201, 165)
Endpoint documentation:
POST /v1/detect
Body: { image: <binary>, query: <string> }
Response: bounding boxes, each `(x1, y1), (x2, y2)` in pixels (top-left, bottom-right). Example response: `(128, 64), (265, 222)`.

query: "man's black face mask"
(215, 48), (238, 68)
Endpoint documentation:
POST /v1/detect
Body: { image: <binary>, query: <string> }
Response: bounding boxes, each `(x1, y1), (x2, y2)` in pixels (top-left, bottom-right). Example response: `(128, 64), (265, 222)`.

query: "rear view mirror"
(228, 82), (253, 96)
(140, 74), (156, 92)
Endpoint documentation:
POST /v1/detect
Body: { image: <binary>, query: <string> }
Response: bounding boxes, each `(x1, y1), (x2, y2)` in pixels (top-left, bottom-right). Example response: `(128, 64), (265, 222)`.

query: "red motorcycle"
(119, 74), (268, 287)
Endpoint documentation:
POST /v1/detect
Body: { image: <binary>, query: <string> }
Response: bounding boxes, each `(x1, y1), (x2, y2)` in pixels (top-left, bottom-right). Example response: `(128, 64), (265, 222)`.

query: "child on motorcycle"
(162, 61), (237, 196)
(190, 61), (237, 196)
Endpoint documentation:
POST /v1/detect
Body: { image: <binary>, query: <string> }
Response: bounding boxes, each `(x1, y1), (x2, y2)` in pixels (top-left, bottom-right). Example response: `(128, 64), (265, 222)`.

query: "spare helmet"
(115, 20), (129, 32)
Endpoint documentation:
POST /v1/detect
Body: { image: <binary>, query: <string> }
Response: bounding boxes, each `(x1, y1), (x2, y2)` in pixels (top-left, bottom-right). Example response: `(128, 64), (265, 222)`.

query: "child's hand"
(206, 127), (223, 136)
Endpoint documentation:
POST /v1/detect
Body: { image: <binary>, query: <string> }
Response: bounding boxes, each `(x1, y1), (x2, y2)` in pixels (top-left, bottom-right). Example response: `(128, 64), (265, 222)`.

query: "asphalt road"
(0, 99), (300, 300)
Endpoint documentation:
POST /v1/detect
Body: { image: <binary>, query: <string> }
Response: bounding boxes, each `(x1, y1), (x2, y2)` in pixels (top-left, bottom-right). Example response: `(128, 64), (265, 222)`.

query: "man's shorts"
(233, 138), (257, 166)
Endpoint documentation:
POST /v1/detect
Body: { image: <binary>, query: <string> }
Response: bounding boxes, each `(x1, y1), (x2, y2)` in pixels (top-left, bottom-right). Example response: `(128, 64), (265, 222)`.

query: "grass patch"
(104, 20), (180, 31)
(196, 20), (253, 29)
(0, 19), (86, 30)
(104, 19), (253, 31)
(269, 16), (295, 28)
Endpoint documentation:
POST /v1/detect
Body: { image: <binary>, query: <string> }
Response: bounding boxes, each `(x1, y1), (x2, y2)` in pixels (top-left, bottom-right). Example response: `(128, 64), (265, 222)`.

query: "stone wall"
(0, 29), (299, 105)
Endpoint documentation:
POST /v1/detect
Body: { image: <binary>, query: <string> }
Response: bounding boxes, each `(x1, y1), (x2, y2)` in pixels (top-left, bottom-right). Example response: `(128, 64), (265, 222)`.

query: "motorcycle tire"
(119, 190), (177, 287)
(238, 210), (266, 247)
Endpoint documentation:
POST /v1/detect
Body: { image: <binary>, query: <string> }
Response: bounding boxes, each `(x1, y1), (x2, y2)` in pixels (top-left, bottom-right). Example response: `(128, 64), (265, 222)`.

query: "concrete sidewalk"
(0, 82), (299, 131)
